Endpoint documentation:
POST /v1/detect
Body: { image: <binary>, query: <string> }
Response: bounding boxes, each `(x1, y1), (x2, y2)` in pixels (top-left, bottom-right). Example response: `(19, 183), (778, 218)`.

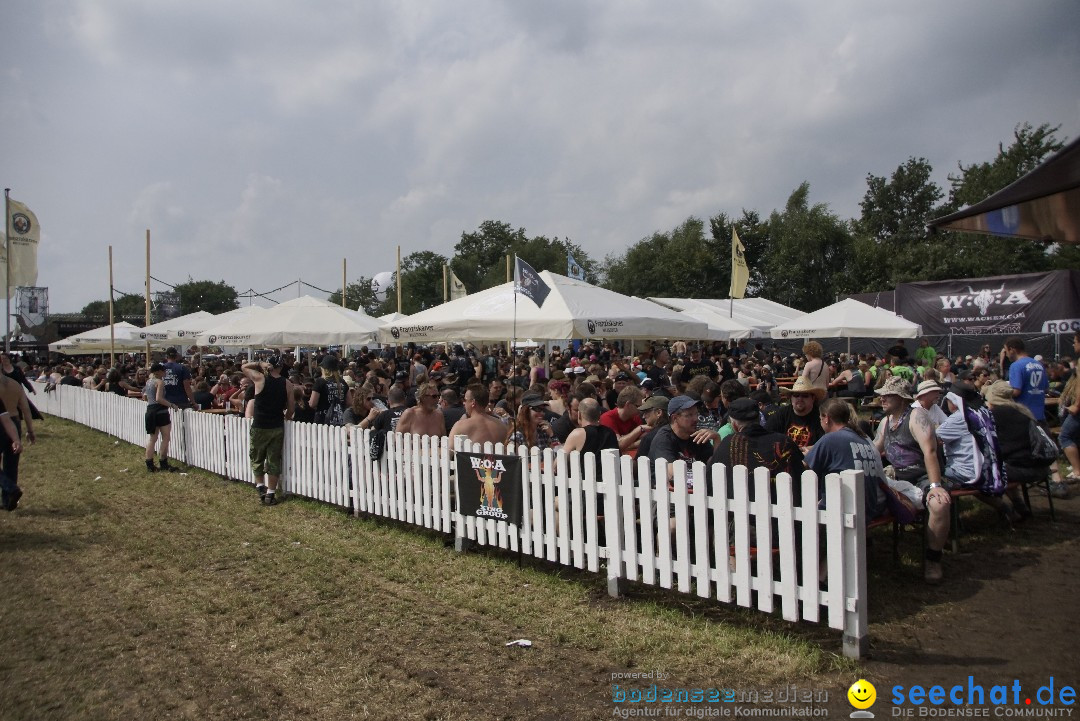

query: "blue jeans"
(1059, 413), (1080, 451)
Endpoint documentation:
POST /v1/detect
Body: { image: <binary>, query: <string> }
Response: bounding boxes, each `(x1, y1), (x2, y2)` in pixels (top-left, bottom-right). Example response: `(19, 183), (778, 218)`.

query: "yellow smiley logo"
(847, 679), (877, 710)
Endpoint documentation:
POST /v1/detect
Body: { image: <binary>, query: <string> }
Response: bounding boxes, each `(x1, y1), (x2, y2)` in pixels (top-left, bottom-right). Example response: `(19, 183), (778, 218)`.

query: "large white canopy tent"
(673, 306), (754, 341)
(166, 305), (266, 344)
(48, 321), (143, 352)
(648, 297), (804, 338)
(769, 298), (921, 342)
(377, 271), (709, 344)
(193, 295), (382, 347)
(130, 310), (215, 345)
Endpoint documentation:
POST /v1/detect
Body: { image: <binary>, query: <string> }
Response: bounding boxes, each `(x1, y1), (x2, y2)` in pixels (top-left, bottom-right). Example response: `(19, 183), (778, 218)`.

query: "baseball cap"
(615, 371), (632, 382)
(726, 397), (760, 423)
(667, 395), (700, 415)
(640, 378), (656, 390)
(637, 395), (668, 413)
(521, 393), (549, 408)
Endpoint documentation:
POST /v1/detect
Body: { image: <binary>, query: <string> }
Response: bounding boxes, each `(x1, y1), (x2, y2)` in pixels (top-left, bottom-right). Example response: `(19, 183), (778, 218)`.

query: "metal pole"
(4, 188), (10, 354)
(396, 246), (402, 314)
(144, 230), (151, 367)
(108, 245), (115, 367)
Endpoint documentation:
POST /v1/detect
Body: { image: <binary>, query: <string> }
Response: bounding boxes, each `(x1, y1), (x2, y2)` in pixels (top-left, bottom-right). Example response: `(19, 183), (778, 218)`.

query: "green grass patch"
(0, 417), (873, 720)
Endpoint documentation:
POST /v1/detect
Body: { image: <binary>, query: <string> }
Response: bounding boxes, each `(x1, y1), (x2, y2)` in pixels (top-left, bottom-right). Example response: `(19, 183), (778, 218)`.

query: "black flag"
(455, 451), (524, 525)
(514, 257), (551, 308)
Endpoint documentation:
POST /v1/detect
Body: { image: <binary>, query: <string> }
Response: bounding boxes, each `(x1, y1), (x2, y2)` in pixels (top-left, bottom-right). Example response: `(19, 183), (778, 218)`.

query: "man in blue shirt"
(162, 348), (195, 409)
(1005, 337), (1048, 421)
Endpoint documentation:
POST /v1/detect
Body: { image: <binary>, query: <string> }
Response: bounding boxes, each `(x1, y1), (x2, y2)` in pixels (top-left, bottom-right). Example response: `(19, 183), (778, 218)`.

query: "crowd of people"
(23, 330), (1080, 582)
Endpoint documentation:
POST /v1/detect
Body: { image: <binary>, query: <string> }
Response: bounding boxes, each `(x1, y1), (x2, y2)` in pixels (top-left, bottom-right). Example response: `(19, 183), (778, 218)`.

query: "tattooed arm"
(909, 406), (943, 487)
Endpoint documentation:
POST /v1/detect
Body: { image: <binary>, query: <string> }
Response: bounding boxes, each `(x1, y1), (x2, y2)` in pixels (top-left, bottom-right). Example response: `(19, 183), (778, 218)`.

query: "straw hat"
(914, 380), (942, 399)
(779, 376), (826, 400)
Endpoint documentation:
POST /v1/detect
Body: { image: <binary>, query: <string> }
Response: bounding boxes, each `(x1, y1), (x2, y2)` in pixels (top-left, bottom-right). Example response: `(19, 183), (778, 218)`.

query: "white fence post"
(601, 449), (627, 598)
(840, 469), (868, 659)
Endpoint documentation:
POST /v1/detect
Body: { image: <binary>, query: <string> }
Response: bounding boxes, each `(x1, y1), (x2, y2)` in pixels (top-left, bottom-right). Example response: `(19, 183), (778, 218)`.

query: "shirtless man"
(0, 372), (33, 510)
(872, 376), (950, 584)
(397, 381), (446, 438)
(449, 384), (508, 449)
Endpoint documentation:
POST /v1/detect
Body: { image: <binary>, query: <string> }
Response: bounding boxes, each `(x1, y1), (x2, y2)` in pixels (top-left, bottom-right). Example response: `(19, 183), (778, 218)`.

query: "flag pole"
(108, 245), (116, 367)
(442, 264), (448, 303)
(396, 245), (402, 314)
(145, 229), (151, 367)
(342, 258), (347, 308)
(3, 188), (10, 354)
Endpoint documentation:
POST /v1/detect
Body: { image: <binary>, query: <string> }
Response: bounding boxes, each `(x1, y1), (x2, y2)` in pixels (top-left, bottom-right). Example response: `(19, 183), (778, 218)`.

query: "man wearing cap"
(711, 398), (803, 491)
(634, 395), (669, 460)
(397, 381), (446, 438)
(449, 384), (509, 448)
(914, 379), (948, 426)
(765, 377), (825, 452)
(605, 371), (634, 411)
(872, 376), (950, 583)
(162, 348), (195, 409)
(242, 355), (295, 506)
(647, 396), (716, 491)
(600, 386), (647, 453)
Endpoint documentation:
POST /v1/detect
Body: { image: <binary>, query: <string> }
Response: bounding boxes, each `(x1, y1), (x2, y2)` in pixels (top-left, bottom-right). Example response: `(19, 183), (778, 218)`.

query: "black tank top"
(252, 374), (287, 429)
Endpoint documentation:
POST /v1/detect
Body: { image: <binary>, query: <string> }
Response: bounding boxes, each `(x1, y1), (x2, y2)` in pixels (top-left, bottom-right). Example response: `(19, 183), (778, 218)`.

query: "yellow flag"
(3, 197), (40, 292)
(449, 270), (468, 300)
(729, 227), (748, 299)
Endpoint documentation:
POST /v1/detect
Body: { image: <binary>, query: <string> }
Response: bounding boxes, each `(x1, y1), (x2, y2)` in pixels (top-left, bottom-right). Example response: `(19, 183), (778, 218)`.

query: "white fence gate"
(33, 382), (869, 657)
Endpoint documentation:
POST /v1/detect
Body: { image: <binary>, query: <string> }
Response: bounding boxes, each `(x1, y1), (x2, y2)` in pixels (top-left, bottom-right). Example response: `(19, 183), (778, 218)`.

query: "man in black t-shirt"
(764, 377), (825, 452)
(679, 346), (718, 384)
(647, 395), (715, 492)
(373, 386), (408, 434)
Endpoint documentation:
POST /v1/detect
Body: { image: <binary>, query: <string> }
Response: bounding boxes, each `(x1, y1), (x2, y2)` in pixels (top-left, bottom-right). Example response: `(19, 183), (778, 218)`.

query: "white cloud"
(1, 0), (1077, 312)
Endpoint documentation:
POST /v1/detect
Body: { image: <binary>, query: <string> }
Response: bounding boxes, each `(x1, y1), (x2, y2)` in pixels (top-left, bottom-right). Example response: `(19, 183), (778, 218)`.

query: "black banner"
(455, 451), (524, 525)
(895, 270), (1080, 336)
(514, 257), (551, 308)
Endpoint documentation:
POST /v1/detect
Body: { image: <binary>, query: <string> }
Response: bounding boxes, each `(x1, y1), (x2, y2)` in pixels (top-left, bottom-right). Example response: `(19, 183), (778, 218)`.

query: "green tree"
(450, 220), (528, 293)
(399, 250), (448, 313)
(328, 276), (382, 316)
(708, 209), (769, 296)
(759, 182), (854, 311)
(175, 279), (239, 315)
(853, 157), (945, 289)
(81, 294), (146, 320)
(601, 217), (725, 298)
(929, 122), (1063, 278)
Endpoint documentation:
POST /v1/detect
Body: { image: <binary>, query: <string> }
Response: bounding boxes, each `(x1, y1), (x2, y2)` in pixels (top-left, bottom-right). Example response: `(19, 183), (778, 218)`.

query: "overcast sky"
(2, 0), (1078, 314)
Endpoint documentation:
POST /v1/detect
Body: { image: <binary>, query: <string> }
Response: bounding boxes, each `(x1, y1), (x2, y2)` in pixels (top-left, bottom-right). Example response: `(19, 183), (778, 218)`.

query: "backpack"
(1029, 420), (1059, 464)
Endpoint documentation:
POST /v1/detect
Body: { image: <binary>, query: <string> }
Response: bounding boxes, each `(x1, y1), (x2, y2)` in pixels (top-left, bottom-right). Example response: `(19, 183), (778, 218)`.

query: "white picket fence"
(33, 382), (869, 657)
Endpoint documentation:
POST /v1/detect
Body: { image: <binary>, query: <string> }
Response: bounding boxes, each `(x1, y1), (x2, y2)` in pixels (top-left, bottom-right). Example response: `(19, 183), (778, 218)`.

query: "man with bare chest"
(449, 385), (509, 449)
(397, 381), (447, 438)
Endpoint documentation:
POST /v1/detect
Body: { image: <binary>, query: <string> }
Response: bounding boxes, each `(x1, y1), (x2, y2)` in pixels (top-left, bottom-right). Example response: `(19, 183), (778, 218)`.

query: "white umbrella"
(170, 305), (266, 343)
(649, 297), (804, 338)
(133, 311), (216, 344)
(770, 298), (921, 340)
(675, 306), (753, 341)
(194, 295), (382, 347)
(378, 271), (709, 343)
(48, 321), (143, 352)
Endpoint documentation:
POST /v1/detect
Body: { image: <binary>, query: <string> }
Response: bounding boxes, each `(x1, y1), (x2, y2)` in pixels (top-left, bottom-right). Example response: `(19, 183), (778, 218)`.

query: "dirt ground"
(2, 418), (1078, 720)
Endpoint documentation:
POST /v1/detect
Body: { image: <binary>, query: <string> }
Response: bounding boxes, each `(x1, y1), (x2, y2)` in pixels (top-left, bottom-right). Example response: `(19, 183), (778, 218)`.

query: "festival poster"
(455, 451), (523, 525)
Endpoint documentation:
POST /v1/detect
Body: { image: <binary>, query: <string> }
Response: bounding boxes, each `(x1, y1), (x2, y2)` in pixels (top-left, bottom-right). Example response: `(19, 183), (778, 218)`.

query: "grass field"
(0, 417), (871, 720)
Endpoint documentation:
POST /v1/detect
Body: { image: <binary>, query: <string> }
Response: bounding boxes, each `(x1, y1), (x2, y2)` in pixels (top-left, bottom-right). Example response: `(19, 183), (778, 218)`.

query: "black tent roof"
(927, 135), (1080, 244)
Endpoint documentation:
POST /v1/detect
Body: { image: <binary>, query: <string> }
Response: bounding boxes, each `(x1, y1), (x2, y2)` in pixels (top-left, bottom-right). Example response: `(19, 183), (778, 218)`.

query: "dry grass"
(1, 417), (862, 720)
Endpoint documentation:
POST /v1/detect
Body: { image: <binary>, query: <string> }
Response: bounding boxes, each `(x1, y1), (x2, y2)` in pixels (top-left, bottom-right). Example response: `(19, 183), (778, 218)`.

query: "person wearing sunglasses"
(397, 381), (446, 437)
